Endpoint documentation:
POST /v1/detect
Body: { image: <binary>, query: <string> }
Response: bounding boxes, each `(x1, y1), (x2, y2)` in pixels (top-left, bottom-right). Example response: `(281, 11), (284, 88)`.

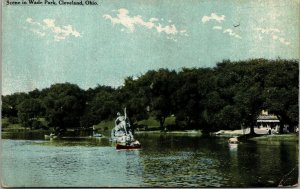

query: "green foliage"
(80, 85), (117, 128)
(94, 120), (115, 131)
(17, 98), (44, 129)
(43, 83), (85, 132)
(2, 59), (298, 134)
(1, 118), (9, 128)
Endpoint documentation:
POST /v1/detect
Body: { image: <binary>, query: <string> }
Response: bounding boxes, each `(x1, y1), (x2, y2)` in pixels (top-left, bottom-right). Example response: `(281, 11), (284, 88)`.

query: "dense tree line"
(2, 59), (298, 134)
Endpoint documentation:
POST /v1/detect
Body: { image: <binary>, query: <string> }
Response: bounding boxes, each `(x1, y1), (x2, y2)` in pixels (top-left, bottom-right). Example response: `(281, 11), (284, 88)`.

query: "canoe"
(116, 143), (142, 150)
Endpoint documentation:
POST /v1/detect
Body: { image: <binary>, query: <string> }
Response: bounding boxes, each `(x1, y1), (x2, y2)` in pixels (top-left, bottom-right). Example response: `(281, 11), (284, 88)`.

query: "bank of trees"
(2, 59), (298, 134)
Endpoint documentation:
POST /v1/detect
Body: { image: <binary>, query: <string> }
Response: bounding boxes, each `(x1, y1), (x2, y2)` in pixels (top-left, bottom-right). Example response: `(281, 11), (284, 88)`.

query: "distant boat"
(228, 137), (239, 144)
(44, 133), (58, 140)
(92, 133), (102, 138)
(91, 126), (102, 138)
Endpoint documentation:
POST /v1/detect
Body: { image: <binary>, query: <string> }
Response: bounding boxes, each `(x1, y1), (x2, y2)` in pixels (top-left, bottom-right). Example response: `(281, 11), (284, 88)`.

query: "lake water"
(1, 132), (298, 187)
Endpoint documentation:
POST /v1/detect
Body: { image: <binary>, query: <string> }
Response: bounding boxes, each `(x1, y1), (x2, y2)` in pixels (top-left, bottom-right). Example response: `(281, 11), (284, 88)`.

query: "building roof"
(257, 115), (280, 123)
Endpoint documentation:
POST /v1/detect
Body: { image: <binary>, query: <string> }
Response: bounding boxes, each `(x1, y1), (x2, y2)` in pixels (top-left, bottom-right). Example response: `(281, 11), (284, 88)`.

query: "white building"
(256, 110), (281, 133)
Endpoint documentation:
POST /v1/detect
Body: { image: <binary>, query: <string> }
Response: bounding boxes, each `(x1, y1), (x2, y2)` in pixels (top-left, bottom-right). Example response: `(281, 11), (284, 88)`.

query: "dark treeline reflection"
(2, 59), (298, 134)
(137, 134), (298, 187)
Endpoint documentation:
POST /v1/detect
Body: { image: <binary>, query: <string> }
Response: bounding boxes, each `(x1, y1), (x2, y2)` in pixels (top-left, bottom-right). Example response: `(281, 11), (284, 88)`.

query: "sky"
(2, 0), (300, 95)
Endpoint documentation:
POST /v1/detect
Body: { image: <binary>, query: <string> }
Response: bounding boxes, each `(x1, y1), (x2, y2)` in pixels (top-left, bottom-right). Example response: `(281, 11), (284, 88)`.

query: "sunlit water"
(1, 132), (298, 187)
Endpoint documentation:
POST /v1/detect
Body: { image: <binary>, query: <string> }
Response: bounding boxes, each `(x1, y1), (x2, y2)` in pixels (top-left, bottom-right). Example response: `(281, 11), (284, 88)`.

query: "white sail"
(111, 108), (134, 143)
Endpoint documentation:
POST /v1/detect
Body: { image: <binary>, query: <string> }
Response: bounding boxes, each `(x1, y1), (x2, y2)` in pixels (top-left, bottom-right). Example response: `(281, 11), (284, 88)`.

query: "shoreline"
(135, 130), (202, 134)
(211, 128), (278, 137)
(2, 128), (298, 141)
(249, 134), (299, 142)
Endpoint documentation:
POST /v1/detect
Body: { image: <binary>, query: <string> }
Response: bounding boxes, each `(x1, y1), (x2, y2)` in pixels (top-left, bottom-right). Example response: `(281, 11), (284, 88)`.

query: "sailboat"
(111, 108), (141, 150)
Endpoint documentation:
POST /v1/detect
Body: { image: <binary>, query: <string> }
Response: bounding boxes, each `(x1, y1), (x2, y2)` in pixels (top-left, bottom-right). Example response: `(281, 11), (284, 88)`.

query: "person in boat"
(115, 112), (132, 135)
(113, 111), (136, 143)
(112, 112), (126, 138)
(228, 137), (239, 144)
(115, 112), (125, 125)
(92, 125), (96, 136)
(125, 117), (135, 142)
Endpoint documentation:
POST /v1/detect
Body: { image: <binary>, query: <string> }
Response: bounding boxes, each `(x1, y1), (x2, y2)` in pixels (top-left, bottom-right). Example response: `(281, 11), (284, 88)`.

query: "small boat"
(44, 133), (58, 140)
(91, 126), (102, 138)
(116, 142), (142, 150)
(228, 137), (239, 144)
(92, 133), (102, 138)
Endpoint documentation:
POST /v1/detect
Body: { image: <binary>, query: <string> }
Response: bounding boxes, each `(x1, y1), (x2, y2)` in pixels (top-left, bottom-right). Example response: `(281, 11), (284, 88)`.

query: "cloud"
(26, 18), (43, 28)
(272, 35), (278, 40)
(254, 27), (290, 45)
(254, 27), (280, 34)
(211, 26), (241, 39)
(278, 37), (290, 45)
(149, 18), (159, 22)
(103, 8), (187, 41)
(25, 17), (81, 42)
(202, 14), (240, 40)
(212, 26), (222, 30)
(155, 23), (177, 35)
(202, 13), (225, 23)
(223, 28), (242, 39)
(29, 28), (46, 37)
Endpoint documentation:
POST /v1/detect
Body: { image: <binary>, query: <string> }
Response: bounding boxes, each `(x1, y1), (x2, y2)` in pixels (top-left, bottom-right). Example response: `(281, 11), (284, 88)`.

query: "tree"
(2, 58), (297, 136)
(43, 83), (85, 133)
(81, 85), (118, 128)
(264, 87), (298, 132)
(202, 91), (226, 132)
(149, 69), (178, 130)
(17, 98), (44, 129)
(2, 92), (29, 119)
(263, 60), (299, 132)
(119, 76), (150, 124)
(233, 84), (264, 135)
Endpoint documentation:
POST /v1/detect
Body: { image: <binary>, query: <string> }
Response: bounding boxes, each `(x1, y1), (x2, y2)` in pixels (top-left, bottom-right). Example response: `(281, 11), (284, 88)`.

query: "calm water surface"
(1, 132), (298, 187)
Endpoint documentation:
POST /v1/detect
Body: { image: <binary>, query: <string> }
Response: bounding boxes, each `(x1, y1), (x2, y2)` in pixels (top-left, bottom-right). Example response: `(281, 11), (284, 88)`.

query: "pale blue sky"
(3, 0), (299, 95)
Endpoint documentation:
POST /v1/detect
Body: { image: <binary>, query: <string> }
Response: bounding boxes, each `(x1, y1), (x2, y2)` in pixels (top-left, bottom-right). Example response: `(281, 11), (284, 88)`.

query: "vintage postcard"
(1, 0), (299, 187)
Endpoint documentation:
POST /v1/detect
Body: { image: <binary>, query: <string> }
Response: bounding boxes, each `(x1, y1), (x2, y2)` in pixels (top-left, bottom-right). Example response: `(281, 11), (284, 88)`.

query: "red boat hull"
(116, 144), (142, 150)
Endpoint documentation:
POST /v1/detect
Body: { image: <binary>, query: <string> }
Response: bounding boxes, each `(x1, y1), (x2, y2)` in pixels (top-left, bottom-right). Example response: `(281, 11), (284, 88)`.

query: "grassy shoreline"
(135, 130), (202, 134)
(2, 117), (298, 142)
(249, 134), (299, 142)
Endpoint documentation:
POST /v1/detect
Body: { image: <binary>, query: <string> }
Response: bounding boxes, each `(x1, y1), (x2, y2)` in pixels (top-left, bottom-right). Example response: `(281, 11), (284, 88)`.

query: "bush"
(1, 122), (9, 129)
(8, 116), (19, 124)
(32, 120), (44, 130)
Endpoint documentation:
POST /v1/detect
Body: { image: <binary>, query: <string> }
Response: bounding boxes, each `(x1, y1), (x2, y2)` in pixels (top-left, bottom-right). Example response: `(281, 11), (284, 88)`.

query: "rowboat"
(116, 143), (141, 150)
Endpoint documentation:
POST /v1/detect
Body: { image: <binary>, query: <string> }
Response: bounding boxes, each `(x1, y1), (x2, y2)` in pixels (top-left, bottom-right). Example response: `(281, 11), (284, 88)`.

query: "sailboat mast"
(124, 107), (127, 120)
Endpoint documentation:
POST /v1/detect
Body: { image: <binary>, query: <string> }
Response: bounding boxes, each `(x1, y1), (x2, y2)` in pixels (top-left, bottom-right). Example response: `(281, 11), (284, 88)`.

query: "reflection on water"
(1, 132), (298, 187)
(1, 139), (143, 187)
(229, 143), (238, 151)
